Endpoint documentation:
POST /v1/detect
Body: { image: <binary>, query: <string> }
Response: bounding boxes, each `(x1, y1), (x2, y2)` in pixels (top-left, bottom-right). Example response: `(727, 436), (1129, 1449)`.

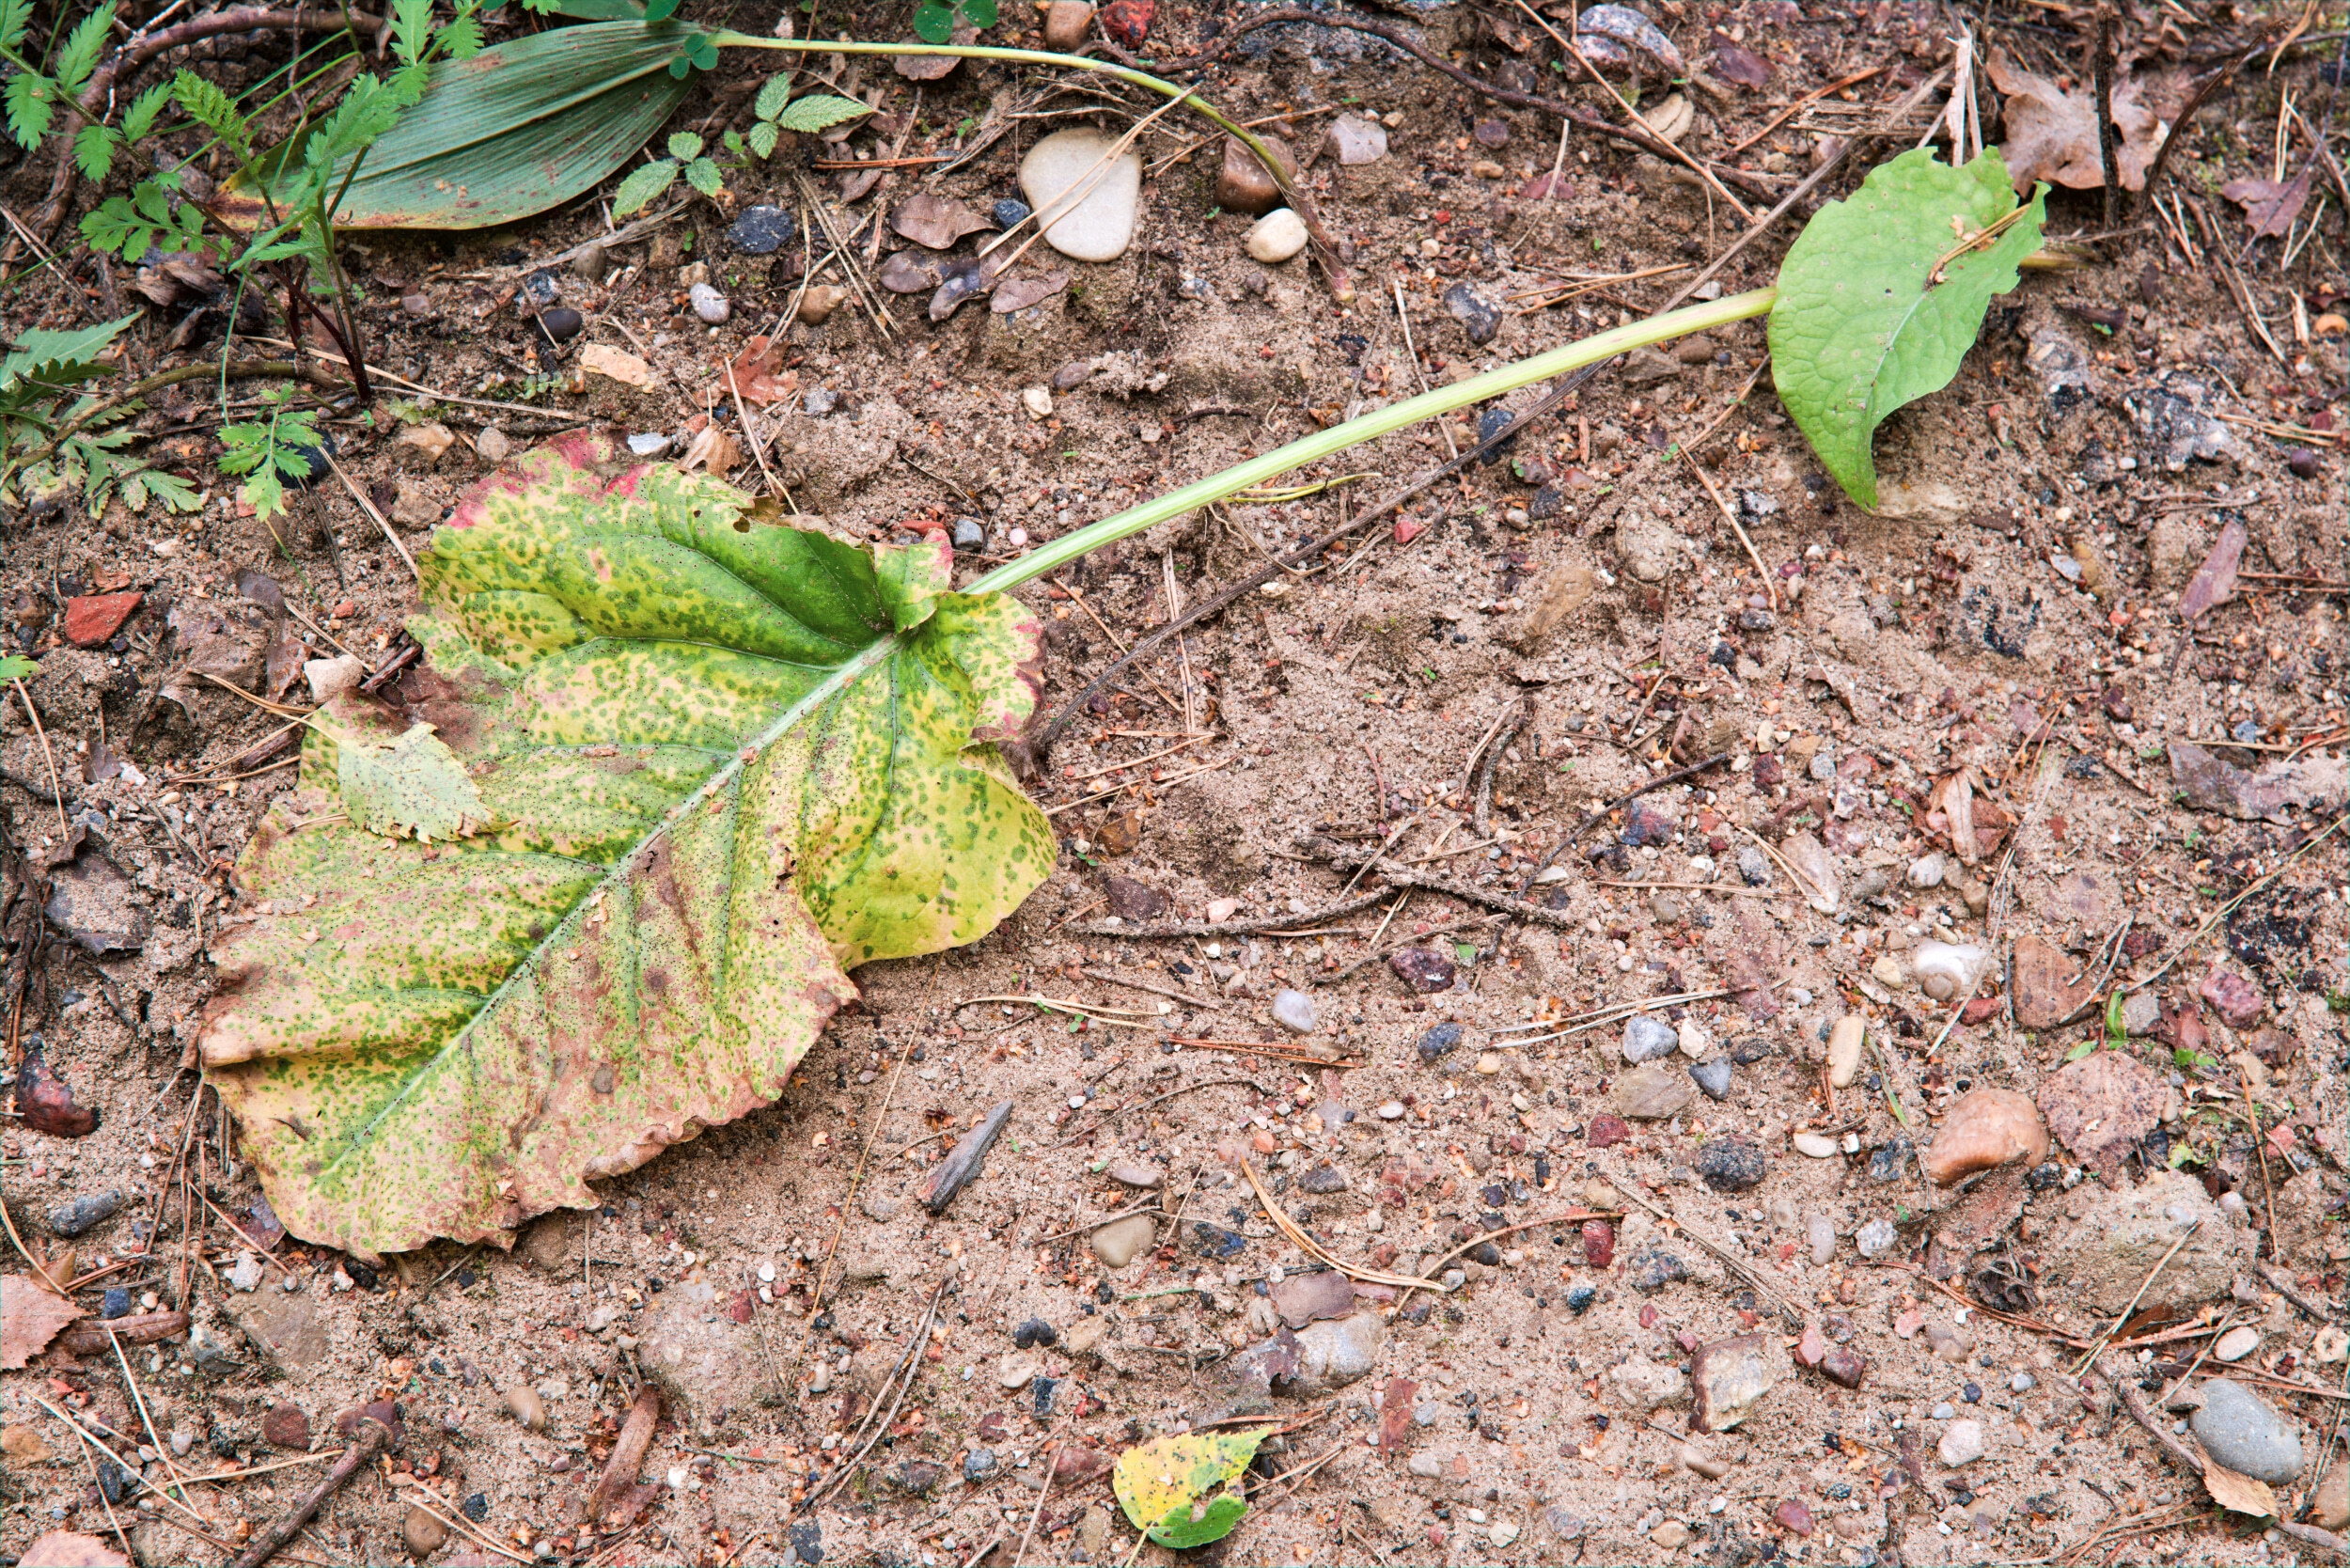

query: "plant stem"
(710, 33), (1351, 297)
(972, 286), (1778, 594)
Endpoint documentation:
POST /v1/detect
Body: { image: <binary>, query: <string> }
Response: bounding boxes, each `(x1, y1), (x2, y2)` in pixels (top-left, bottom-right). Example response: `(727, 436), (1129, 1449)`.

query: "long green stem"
(972, 286), (1779, 594)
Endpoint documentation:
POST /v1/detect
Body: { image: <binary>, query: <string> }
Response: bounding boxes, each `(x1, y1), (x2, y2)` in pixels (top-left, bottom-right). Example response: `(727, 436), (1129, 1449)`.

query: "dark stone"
(1033, 1376), (1058, 1417)
(539, 306), (583, 343)
(964, 1447), (999, 1482)
(1622, 799), (1677, 846)
(1388, 947), (1457, 992)
(1477, 407), (1518, 463)
(787, 1518), (823, 1564)
(951, 516), (986, 551)
(1417, 1022), (1463, 1063)
(1581, 1219), (1615, 1268)
(1468, 1241), (1502, 1265)
(1011, 1317), (1058, 1349)
(728, 205), (797, 256)
(1528, 485), (1563, 519)
(1564, 1284), (1597, 1312)
(102, 1287), (131, 1319)
(1443, 282), (1500, 346)
(1821, 1347), (1868, 1388)
(1297, 1166), (1348, 1194)
(462, 1493), (489, 1522)
(1729, 1035), (1776, 1065)
(1696, 1137), (1765, 1191)
(1689, 1059), (1733, 1101)
(2286, 447), (2320, 479)
(1627, 1247), (1687, 1292)
(1104, 875), (1167, 922)
(1193, 1223), (1248, 1259)
(991, 197), (1032, 228)
(1867, 1137), (1914, 1183)
(522, 270), (559, 308)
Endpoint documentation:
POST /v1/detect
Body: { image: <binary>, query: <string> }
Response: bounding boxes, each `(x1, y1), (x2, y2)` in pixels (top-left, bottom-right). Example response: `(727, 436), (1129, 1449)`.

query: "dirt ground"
(2, 0), (2347, 1564)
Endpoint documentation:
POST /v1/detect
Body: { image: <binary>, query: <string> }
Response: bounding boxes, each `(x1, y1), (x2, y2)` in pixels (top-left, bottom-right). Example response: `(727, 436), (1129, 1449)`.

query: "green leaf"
(0, 0), (29, 54)
(392, 0), (433, 66)
(122, 82), (169, 139)
(196, 433), (1052, 1254)
(1766, 149), (2044, 510)
(746, 119), (776, 159)
(217, 23), (693, 231)
(643, 0), (678, 16)
(6, 74), (56, 150)
(753, 73), (791, 121)
(0, 314), (134, 389)
(0, 654), (35, 683)
(720, 128), (743, 154)
(320, 717), (493, 842)
(2062, 1037), (2098, 1062)
(1114, 1429), (1273, 1548)
(174, 69), (251, 160)
(913, 0), (955, 42)
(72, 123), (118, 180)
(683, 155), (722, 198)
(775, 92), (870, 133)
(610, 158), (677, 216)
(960, 0), (998, 27)
(439, 10), (485, 58)
(55, 3), (114, 92)
(666, 130), (702, 161)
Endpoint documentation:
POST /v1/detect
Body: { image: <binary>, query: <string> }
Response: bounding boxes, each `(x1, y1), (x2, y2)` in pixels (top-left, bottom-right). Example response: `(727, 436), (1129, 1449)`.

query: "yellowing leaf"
(580, 343), (653, 388)
(1113, 1427), (1274, 1548)
(321, 719), (489, 843)
(199, 433), (1051, 1255)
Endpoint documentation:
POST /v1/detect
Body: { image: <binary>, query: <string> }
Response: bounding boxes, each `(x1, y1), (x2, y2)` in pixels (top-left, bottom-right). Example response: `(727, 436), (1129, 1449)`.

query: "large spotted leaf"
(199, 433), (1051, 1255)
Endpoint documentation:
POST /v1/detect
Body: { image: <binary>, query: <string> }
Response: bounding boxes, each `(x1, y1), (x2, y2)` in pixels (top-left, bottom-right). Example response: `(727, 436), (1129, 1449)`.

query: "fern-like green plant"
(216, 385), (324, 525)
(0, 315), (199, 516)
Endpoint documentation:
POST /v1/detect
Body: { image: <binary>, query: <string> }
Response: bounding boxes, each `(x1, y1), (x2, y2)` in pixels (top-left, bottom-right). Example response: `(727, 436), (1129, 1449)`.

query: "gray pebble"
(964, 1447), (998, 1482)
(1271, 989), (1318, 1035)
(1855, 1218), (1898, 1259)
(2010, 1372), (2036, 1393)
(805, 387), (839, 416)
(689, 282), (730, 324)
(1622, 1015), (1677, 1063)
(1806, 1214), (1836, 1265)
(2190, 1380), (2304, 1482)
(626, 432), (671, 457)
(1931, 1403), (1955, 1420)
(1735, 845), (1771, 886)
(951, 517), (986, 551)
(727, 204), (797, 255)
(49, 1188), (124, 1237)
(1688, 1058), (1732, 1101)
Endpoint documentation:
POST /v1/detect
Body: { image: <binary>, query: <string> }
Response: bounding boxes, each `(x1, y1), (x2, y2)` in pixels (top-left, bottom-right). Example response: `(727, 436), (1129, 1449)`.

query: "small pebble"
(1807, 1215), (1836, 1265)
(951, 516), (986, 551)
(1688, 1058), (1732, 1101)
(101, 1287), (131, 1319)
(503, 1384), (547, 1432)
(992, 197), (1033, 228)
(1792, 1132), (1839, 1159)
(1271, 989), (1318, 1034)
(1937, 1419), (1985, 1466)
(2214, 1325), (2262, 1363)
(1855, 1218), (1898, 1259)
(570, 243), (607, 284)
(727, 204), (797, 255)
(2010, 1372), (2036, 1392)
(476, 426), (511, 463)
(964, 1447), (998, 1482)
(689, 282), (730, 324)
(1376, 1100), (1405, 1121)
(48, 1189), (123, 1237)
(1022, 385), (1055, 420)
(1244, 208), (1309, 264)
(1010, 1318), (1058, 1350)
(539, 306), (583, 342)
(1416, 1022), (1462, 1064)
(1622, 1015), (1678, 1064)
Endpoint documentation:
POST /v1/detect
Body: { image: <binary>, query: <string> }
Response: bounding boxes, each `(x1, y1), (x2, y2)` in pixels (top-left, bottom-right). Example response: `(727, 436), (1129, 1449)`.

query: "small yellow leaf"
(2202, 1461), (2275, 1517)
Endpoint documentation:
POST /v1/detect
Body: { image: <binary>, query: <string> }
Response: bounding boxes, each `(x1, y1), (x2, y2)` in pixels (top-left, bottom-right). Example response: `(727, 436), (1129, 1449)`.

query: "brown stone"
(1690, 1333), (1778, 1432)
(1921, 1088), (2047, 1186)
(2198, 965), (2266, 1028)
(2011, 935), (2093, 1028)
(260, 1402), (310, 1450)
(1042, 0), (1093, 49)
(1214, 133), (1298, 216)
(62, 592), (140, 648)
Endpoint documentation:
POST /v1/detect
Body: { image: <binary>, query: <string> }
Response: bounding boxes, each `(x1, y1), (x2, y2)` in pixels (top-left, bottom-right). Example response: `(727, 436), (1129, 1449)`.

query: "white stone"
(2214, 1325), (2262, 1363)
(1326, 114), (1388, 165)
(688, 282), (730, 324)
(1022, 385), (1054, 420)
(1792, 1132), (1839, 1159)
(1271, 989), (1318, 1034)
(1827, 1015), (1865, 1089)
(304, 654), (366, 706)
(1244, 208), (1308, 263)
(1676, 1018), (1709, 1058)
(227, 1253), (263, 1293)
(1019, 130), (1142, 262)
(1936, 1419), (1985, 1466)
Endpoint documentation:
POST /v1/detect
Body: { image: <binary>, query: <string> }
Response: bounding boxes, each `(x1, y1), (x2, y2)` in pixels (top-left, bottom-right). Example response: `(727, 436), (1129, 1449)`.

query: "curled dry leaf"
(2037, 1049), (2166, 1182)
(1987, 49), (2166, 194)
(18, 1532), (130, 1568)
(1, 1275), (85, 1369)
(879, 250), (945, 294)
(1709, 31), (1771, 86)
(197, 432), (1053, 1254)
(891, 194), (994, 250)
(2202, 1460), (2278, 1518)
(2178, 519), (2246, 619)
(2168, 742), (2347, 823)
(2220, 169), (2312, 238)
(991, 270), (1071, 314)
(714, 336), (798, 407)
(678, 423), (742, 478)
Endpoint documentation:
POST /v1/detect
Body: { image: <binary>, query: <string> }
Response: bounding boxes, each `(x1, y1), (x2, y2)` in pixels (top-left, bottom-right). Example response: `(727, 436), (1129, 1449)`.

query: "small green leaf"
(611, 159), (679, 216)
(684, 156), (723, 198)
(73, 124), (118, 180)
(2062, 1037), (2098, 1062)
(642, 0), (678, 17)
(321, 717), (493, 843)
(960, 0), (998, 25)
(55, 3), (115, 93)
(753, 74), (791, 121)
(721, 128), (744, 154)
(666, 131), (703, 161)
(123, 83), (170, 140)
(1114, 1428), (1274, 1549)
(912, 0), (955, 41)
(1766, 149), (2044, 510)
(0, 654), (38, 682)
(775, 93), (871, 133)
(6, 73), (56, 151)
(747, 119), (777, 159)
(0, 0), (30, 54)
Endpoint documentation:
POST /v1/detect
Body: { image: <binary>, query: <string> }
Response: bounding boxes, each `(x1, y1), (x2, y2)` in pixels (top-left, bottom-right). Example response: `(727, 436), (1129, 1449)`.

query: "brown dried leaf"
(891, 194), (993, 250)
(2219, 169), (2312, 238)
(1, 1276), (84, 1369)
(1987, 50), (2163, 193)
(713, 336), (798, 406)
(19, 1532), (130, 1568)
(2201, 1461), (2277, 1518)
(1379, 1375), (1418, 1455)
(2168, 742), (2347, 823)
(2037, 1050), (2165, 1182)
(1709, 33), (1771, 86)
(2178, 518), (2246, 619)
(990, 270), (1071, 315)
(2011, 934), (2093, 1029)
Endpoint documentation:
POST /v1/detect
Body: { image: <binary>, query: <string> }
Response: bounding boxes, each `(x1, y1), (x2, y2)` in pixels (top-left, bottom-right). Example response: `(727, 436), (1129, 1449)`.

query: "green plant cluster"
(612, 76), (868, 215)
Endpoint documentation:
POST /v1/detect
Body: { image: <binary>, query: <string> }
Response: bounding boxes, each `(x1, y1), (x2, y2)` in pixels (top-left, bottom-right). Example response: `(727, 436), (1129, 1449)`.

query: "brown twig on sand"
(1300, 836), (1582, 930)
(229, 1402), (400, 1568)
(1242, 1161), (1442, 1292)
(589, 1385), (661, 1527)
(1513, 753), (1734, 892)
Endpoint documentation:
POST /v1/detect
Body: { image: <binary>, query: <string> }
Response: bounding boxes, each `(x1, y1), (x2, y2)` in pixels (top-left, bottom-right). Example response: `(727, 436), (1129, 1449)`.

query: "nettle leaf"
(611, 159), (677, 216)
(1766, 149), (2044, 510)
(684, 156), (723, 198)
(198, 434), (1052, 1254)
(754, 74), (791, 122)
(666, 130), (703, 161)
(775, 93), (870, 133)
(1114, 1428), (1275, 1549)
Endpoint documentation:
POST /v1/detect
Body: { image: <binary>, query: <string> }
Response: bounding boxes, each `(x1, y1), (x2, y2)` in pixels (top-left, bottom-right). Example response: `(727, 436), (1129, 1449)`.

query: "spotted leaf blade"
(1766, 149), (2044, 510)
(1113, 1428), (1275, 1548)
(323, 719), (488, 842)
(199, 434), (1052, 1255)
